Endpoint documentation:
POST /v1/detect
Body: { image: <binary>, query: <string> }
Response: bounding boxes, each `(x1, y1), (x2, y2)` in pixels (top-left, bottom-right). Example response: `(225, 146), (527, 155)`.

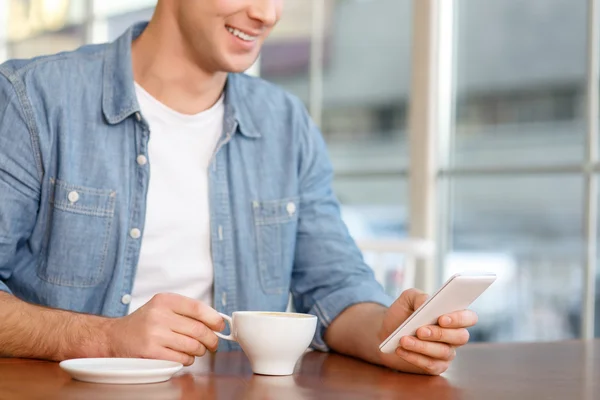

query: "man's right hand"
(103, 293), (226, 366)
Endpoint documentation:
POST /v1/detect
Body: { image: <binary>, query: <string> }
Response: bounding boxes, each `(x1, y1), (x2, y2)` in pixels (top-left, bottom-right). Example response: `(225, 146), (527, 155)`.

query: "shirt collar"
(102, 21), (260, 138)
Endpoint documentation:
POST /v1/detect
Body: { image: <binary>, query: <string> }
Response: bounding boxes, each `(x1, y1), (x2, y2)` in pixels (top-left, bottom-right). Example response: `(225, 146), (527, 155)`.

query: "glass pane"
(335, 176), (408, 239)
(260, 0), (313, 106)
(7, 0), (86, 44)
(595, 180), (600, 338)
(8, 24), (85, 59)
(336, 176), (409, 299)
(0, 1), (8, 41)
(261, 0), (412, 295)
(445, 176), (583, 342)
(106, 7), (155, 41)
(453, 0), (587, 167)
(94, 0), (157, 18)
(323, 0), (411, 173)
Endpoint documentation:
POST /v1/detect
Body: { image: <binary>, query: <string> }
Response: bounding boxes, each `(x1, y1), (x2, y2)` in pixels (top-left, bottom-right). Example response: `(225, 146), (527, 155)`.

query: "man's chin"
(220, 56), (260, 74)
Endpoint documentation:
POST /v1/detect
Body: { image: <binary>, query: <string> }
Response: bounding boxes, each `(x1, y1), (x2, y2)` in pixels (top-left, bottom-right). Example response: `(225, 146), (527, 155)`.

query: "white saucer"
(59, 358), (183, 384)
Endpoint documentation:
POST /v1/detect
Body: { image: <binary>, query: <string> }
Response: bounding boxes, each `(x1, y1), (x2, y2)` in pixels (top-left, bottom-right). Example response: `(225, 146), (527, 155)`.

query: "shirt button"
(121, 294), (132, 305)
(67, 190), (79, 203)
(135, 112), (142, 121)
(286, 202), (296, 216)
(136, 154), (148, 166)
(130, 228), (141, 239)
(221, 292), (227, 307)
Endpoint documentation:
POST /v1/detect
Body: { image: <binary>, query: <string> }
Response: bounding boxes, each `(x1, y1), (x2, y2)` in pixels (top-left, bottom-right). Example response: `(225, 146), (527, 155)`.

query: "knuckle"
(151, 293), (167, 305)
(178, 352), (193, 366)
(207, 333), (219, 351)
(443, 346), (454, 361)
(196, 343), (207, 357)
(460, 329), (471, 345)
(437, 362), (450, 375)
(191, 322), (208, 339)
(432, 327), (444, 341)
(423, 359), (437, 375)
(180, 336), (196, 353)
(400, 288), (420, 302)
(413, 339), (426, 353)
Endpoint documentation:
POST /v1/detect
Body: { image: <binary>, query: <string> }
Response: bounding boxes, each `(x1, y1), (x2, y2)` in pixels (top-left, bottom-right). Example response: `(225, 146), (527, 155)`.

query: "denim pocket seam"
(252, 198), (299, 295)
(37, 178), (116, 287)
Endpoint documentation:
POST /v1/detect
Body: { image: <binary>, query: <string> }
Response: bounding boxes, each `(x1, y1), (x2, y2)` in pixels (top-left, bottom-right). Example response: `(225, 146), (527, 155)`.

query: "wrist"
(55, 311), (114, 360)
(325, 302), (388, 365)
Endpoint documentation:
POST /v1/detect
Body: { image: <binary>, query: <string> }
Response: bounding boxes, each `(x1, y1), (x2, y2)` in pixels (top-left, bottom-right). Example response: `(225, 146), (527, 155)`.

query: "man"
(0, 0), (477, 375)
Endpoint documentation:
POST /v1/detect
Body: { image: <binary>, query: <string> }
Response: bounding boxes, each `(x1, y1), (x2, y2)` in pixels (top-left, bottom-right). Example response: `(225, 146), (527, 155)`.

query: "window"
(262, 0), (413, 298)
(6, 0), (88, 59)
(264, 0), (413, 242)
(442, 0), (589, 342)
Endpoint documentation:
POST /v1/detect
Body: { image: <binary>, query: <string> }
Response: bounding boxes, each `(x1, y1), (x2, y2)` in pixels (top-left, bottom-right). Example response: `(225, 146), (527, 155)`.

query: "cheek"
(214, 0), (246, 15)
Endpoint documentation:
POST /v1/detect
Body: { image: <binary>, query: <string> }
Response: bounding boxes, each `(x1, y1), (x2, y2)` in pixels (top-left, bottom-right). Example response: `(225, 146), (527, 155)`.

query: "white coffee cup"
(214, 311), (317, 376)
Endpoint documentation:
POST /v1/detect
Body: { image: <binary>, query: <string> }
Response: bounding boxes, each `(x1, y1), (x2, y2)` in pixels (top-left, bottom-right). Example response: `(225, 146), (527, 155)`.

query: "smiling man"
(0, 0), (477, 375)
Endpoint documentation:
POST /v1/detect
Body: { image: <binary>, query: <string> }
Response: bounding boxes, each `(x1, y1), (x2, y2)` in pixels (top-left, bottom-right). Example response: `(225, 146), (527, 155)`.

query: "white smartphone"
(379, 272), (497, 354)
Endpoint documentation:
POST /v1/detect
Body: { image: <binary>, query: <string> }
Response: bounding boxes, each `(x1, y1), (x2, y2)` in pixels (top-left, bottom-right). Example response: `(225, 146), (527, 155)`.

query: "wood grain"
(1, 340), (598, 399)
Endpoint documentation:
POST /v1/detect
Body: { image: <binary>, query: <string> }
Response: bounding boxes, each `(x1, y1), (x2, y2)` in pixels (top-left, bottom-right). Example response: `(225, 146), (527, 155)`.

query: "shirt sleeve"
(289, 100), (394, 351)
(0, 72), (41, 294)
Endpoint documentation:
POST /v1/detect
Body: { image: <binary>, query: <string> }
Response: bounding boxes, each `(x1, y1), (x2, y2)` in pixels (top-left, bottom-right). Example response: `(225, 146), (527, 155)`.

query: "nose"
(248, 0), (280, 27)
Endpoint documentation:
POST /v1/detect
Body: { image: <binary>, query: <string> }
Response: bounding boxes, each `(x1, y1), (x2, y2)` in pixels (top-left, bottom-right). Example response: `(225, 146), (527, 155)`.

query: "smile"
(226, 26), (259, 42)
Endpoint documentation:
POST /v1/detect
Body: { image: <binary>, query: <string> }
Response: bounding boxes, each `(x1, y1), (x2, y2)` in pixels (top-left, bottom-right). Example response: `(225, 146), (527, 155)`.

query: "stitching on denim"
(51, 201), (114, 217)
(54, 179), (116, 196)
(0, 69), (44, 183)
(37, 178), (116, 287)
(253, 197), (300, 225)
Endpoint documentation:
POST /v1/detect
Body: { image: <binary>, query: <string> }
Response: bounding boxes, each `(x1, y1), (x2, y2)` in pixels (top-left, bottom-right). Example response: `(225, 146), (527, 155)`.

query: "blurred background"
(0, 0), (597, 343)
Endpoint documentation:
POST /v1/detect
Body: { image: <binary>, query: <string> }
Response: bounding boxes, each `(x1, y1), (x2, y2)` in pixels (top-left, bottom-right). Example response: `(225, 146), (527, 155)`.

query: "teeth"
(227, 26), (258, 42)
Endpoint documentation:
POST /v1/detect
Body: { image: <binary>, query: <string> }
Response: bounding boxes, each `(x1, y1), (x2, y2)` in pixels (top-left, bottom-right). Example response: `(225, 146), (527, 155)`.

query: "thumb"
(381, 289), (429, 338)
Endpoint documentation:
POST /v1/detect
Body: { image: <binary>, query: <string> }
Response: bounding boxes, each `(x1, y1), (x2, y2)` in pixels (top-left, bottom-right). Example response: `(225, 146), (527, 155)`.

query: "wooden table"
(1, 340), (599, 399)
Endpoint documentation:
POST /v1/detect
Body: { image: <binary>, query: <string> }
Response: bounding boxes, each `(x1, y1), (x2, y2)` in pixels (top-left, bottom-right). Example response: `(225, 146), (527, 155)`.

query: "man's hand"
(104, 293), (225, 366)
(377, 289), (478, 375)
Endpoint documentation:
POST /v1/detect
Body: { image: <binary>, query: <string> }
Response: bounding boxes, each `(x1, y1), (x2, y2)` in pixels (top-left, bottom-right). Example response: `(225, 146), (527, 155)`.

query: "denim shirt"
(0, 23), (392, 351)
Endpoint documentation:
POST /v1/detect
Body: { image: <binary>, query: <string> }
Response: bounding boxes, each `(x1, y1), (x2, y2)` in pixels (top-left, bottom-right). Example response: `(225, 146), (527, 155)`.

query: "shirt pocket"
(252, 197), (299, 295)
(37, 178), (116, 287)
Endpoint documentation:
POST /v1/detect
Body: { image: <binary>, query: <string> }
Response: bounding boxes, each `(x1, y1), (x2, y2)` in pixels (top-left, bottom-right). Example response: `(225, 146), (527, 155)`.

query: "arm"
(324, 290), (478, 375)
(0, 291), (224, 364)
(0, 73), (107, 361)
(0, 291), (110, 360)
(0, 74), (222, 364)
(289, 103), (393, 350)
(289, 100), (477, 375)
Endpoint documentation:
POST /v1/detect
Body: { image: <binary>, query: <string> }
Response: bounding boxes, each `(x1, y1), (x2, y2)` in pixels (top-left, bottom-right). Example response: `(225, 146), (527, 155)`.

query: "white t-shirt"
(128, 83), (224, 313)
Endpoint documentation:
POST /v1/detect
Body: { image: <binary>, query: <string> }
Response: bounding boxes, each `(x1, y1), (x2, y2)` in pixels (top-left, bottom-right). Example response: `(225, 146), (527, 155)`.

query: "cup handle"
(214, 312), (236, 341)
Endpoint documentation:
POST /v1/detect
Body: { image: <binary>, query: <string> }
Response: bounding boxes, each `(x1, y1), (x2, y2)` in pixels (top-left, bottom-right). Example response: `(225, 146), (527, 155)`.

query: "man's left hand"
(377, 289), (478, 375)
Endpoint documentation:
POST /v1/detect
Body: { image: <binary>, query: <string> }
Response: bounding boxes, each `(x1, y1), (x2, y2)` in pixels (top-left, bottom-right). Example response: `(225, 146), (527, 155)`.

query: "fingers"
(170, 314), (220, 352)
(397, 288), (429, 311)
(399, 336), (457, 361)
(152, 347), (196, 367)
(165, 331), (208, 358)
(386, 289), (429, 326)
(395, 347), (450, 376)
(416, 325), (470, 346)
(438, 310), (478, 329)
(151, 293), (225, 331)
